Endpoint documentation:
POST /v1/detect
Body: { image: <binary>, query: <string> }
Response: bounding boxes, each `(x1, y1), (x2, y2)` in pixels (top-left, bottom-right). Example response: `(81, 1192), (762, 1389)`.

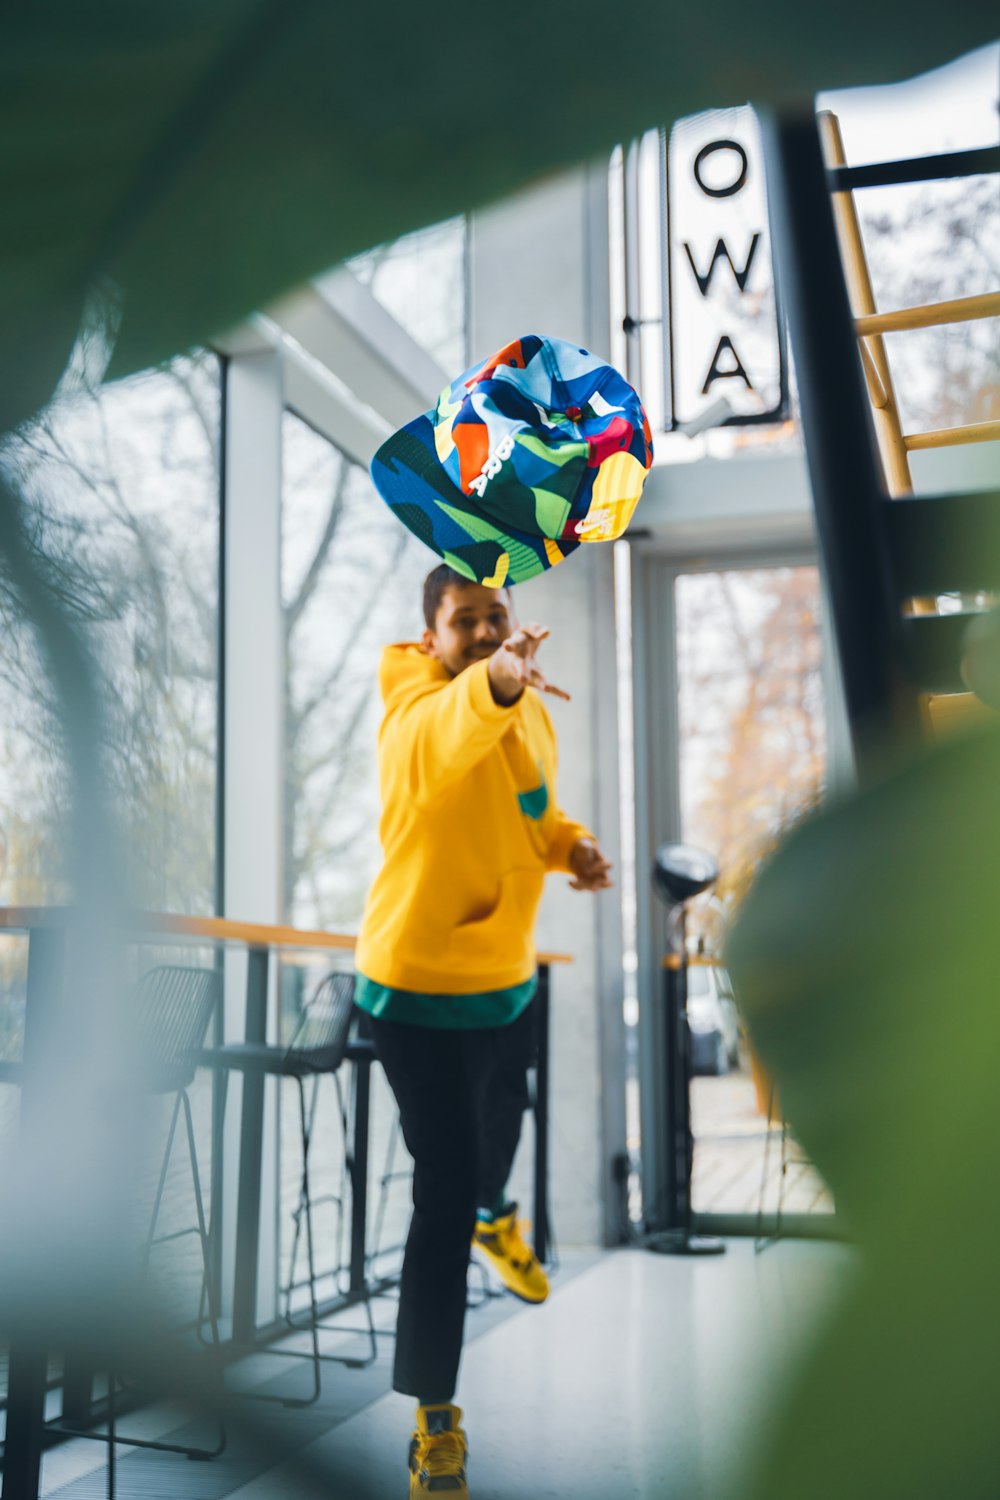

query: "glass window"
(0, 351), (222, 916)
(820, 44), (1000, 438)
(0, 353), (221, 1065)
(280, 412), (433, 933)
(0, 351), (223, 1375)
(615, 44), (1000, 459)
(342, 216), (467, 374)
(677, 565), (826, 924)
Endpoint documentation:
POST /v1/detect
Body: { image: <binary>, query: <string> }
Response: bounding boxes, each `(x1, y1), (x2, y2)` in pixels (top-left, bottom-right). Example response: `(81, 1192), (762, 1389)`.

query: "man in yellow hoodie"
(354, 563), (610, 1498)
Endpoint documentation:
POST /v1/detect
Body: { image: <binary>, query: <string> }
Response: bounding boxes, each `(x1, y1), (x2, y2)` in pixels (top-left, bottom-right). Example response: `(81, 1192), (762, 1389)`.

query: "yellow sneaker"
(472, 1206), (549, 1303)
(408, 1403), (469, 1496)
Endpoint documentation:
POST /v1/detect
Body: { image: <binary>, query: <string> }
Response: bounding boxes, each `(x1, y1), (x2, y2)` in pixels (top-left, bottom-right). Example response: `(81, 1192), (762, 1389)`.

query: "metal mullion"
(623, 138), (643, 393)
(660, 129), (675, 433)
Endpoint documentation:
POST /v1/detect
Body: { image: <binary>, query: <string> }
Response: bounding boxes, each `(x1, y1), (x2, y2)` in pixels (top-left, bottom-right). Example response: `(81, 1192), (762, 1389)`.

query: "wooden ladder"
(819, 109), (1000, 740)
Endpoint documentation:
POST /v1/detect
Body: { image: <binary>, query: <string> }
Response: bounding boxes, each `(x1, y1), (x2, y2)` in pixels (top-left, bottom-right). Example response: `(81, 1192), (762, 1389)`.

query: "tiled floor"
(39, 1238), (853, 1500)
(691, 1073), (834, 1217)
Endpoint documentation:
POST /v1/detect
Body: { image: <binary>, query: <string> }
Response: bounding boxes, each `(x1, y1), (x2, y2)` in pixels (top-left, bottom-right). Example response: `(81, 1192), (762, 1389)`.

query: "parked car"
(685, 963), (741, 1076)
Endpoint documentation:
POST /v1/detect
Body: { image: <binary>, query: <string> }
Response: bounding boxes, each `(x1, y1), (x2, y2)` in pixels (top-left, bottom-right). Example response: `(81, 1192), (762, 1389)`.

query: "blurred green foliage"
(1, 1), (995, 432)
(729, 725), (1000, 1500)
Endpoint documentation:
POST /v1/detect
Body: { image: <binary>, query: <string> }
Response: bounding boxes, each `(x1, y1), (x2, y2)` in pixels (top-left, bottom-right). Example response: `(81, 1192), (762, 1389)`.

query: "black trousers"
(369, 999), (536, 1401)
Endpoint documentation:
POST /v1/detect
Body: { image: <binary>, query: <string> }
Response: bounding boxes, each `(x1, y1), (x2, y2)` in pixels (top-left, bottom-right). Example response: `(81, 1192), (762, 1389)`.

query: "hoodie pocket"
(446, 869), (544, 969)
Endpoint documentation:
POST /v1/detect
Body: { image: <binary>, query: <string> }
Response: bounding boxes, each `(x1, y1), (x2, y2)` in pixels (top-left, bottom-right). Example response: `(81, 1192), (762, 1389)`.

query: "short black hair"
(422, 564), (511, 630)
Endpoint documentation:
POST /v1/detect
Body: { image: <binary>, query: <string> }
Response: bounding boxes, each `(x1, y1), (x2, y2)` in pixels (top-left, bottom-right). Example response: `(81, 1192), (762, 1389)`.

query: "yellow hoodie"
(354, 643), (592, 1006)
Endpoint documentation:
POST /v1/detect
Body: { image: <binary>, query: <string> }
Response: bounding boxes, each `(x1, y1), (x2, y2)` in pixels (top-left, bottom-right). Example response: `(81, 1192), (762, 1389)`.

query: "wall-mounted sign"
(663, 106), (788, 431)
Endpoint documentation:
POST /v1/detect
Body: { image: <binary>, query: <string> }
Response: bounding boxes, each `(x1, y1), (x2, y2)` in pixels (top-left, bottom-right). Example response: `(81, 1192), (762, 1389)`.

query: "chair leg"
(142, 1090), (184, 1273)
(55, 1087), (227, 1479)
(111, 1089), (227, 1459)
(284, 1072), (325, 1325)
(293, 1076), (380, 1375)
(196, 1068), (229, 1347)
(181, 1090), (227, 1401)
(244, 1076), (323, 1408)
(294, 1075), (323, 1406)
(320, 1072), (378, 1369)
(282, 1072), (379, 1372)
(127, 1088), (227, 1459)
(273, 1070), (381, 1386)
(332, 1072), (349, 1293)
(225, 1074), (322, 1410)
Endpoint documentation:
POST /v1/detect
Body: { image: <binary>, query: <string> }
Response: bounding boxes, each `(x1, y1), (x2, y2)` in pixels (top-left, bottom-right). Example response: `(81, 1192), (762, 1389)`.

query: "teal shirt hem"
(354, 972), (538, 1029)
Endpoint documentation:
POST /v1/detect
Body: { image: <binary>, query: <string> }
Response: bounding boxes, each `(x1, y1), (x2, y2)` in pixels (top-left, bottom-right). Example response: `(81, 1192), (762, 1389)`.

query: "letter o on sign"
(693, 139), (749, 198)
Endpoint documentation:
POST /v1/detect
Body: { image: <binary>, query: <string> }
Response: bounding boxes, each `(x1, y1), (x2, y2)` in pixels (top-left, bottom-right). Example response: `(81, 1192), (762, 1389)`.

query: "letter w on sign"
(683, 234), (761, 297)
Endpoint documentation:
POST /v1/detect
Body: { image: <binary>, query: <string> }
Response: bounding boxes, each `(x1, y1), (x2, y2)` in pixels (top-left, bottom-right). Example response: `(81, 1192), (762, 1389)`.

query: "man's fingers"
(569, 841), (613, 890)
(576, 848), (612, 874)
(569, 874), (614, 891)
(525, 664), (570, 701)
(496, 627), (568, 696)
(506, 624), (550, 658)
(515, 655), (567, 698)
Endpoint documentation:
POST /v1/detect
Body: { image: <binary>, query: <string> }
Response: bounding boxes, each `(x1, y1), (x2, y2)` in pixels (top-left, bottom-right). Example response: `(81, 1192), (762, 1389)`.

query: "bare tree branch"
(284, 456), (349, 637)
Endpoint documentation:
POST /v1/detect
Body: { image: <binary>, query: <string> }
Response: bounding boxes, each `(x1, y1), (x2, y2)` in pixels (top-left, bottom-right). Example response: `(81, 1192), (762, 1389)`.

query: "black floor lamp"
(645, 843), (725, 1256)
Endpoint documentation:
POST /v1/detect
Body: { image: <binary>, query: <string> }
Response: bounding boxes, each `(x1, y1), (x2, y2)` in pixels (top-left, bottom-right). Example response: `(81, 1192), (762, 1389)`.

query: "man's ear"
(421, 627), (439, 658)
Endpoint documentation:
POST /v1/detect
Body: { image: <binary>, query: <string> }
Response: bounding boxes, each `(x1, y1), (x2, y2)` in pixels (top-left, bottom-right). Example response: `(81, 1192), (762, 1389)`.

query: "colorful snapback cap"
(369, 334), (653, 587)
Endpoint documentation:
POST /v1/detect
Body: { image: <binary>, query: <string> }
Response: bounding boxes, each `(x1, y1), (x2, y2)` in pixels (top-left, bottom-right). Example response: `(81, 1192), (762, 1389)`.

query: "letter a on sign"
(663, 106), (787, 429)
(701, 335), (753, 394)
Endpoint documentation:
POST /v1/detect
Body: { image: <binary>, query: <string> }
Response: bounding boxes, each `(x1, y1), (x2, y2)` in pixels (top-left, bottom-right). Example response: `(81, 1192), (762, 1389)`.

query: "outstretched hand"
(569, 837), (613, 891)
(487, 624), (571, 705)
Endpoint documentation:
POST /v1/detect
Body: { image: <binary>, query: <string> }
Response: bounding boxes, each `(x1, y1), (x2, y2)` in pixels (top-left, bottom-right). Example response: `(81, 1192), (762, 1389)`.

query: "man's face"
(422, 583), (516, 678)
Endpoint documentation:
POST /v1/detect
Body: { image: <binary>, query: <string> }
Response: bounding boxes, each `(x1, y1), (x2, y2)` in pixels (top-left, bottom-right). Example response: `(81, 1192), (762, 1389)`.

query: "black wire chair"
(50, 963), (227, 1491)
(198, 969), (378, 1408)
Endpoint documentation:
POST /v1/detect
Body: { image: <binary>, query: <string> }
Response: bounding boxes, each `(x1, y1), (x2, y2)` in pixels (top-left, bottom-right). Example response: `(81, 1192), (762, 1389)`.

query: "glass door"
(673, 563), (834, 1222)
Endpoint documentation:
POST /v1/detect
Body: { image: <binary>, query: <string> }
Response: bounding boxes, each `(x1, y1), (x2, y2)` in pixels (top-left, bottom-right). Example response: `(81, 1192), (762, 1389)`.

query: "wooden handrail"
(663, 953), (726, 970)
(856, 291), (1000, 337)
(0, 906), (572, 966)
(903, 420), (1000, 452)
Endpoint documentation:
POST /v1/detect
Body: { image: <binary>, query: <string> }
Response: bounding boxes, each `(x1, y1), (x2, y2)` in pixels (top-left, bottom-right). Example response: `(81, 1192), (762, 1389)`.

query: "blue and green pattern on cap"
(370, 334), (653, 586)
